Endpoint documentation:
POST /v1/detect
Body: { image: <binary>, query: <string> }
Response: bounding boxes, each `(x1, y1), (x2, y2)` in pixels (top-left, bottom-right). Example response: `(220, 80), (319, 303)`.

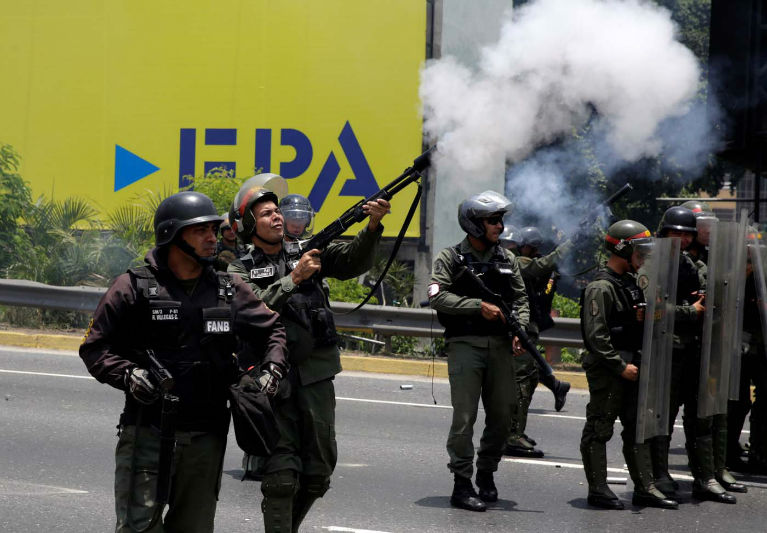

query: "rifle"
(454, 262), (555, 378)
(297, 146), (434, 254)
(291, 147), (434, 311)
(128, 350), (179, 532)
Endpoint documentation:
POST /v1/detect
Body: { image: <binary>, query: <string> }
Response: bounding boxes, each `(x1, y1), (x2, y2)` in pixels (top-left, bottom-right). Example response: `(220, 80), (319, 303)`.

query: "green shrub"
(552, 293), (580, 318)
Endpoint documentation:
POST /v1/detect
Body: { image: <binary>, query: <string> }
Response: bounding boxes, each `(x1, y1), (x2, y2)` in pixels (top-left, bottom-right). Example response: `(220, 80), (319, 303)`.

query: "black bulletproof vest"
(580, 269), (645, 355)
(240, 247), (338, 356)
(437, 244), (520, 338)
(124, 266), (236, 433)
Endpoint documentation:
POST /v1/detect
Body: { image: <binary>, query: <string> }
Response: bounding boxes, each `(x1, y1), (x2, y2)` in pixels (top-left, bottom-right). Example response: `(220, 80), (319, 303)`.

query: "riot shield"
(749, 233), (767, 360)
(728, 211), (749, 400)
(636, 237), (680, 442)
(699, 216), (748, 417)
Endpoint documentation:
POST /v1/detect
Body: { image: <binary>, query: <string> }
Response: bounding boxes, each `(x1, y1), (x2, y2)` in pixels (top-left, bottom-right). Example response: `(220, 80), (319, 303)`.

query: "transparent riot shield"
(728, 211), (749, 400)
(699, 217), (747, 417)
(636, 237), (680, 442)
(749, 234), (767, 360)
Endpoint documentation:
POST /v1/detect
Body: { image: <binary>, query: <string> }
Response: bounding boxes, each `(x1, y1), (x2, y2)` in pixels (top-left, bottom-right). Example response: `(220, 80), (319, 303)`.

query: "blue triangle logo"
(114, 145), (160, 191)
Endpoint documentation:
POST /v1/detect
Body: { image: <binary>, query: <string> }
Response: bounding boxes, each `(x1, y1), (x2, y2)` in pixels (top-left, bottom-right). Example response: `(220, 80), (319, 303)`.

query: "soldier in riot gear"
(280, 194), (316, 240)
(580, 220), (678, 510)
(729, 241), (767, 474)
(216, 213), (245, 265)
(679, 200), (713, 265)
(227, 174), (389, 532)
(80, 191), (288, 532)
(428, 191), (529, 512)
(502, 226), (572, 458)
(498, 213), (519, 252)
(240, 193), (320, 480)
(651, 206), (739, 503)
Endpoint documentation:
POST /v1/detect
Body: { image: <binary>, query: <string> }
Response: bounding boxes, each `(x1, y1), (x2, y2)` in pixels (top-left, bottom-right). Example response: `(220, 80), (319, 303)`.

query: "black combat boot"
(475, 470), (498, 503)
(692, 478), (737, 504)
(553, 380), (571, 412)
(541, 373), (570, 412)
(450, 475), (486, 512)
(624, 443), (678, 509)
(504, 435), (544, 458)
(715, 469), (747, 493)
(582, 442), (624, 510)
(650, 436), (678, 496)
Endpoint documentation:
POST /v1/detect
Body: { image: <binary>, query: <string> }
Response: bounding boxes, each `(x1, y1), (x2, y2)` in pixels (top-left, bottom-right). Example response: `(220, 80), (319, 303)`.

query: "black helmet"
(658, 206), (697, 236)
(229, 173), (288, 241)
(519, 226), (544, 248)
(279, 194), (315, 239)
(679, 200), (712, 218)
(605, 220), (651, 259)
(457, 190), (512, 238)
(154, 191), (223, 247)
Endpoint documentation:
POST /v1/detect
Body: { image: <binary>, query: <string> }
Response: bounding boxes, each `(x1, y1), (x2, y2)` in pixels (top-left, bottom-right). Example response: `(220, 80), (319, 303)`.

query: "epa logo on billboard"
(115, 121), (380, 214)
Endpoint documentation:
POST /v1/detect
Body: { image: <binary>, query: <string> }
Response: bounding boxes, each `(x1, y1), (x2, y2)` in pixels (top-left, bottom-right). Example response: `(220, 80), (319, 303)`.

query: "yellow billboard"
(0, 0), (425, 236)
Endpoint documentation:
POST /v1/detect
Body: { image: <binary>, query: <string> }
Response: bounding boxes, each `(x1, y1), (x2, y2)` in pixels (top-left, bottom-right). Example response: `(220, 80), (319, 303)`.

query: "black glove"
(255, 363), (284, 397)
(125, 367), (159, 405)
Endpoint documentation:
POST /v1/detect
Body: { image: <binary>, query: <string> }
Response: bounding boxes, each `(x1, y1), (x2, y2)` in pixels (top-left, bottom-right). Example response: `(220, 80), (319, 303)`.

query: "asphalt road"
(2, 346), (767, 532)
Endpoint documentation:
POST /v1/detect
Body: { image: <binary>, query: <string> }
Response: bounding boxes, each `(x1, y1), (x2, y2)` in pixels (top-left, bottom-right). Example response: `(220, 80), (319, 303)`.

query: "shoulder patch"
(590, 299), (600, 317)
(637, 274), (649, 290)
(433, 261), (444, 275)
(427, 283), (440, 298)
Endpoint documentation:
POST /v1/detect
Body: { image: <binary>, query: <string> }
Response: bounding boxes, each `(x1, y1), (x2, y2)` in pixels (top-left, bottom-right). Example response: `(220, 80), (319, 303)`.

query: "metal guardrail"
(0, 279), (584, 348)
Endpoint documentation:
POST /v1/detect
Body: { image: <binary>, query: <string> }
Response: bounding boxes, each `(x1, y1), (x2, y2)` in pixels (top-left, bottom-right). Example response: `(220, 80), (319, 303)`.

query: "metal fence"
(0, 278), (583, 349)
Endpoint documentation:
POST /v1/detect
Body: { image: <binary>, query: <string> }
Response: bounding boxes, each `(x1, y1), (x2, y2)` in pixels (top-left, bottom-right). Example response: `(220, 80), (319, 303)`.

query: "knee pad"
(301, 475), (330, 498)
(261, 470), (299, 499)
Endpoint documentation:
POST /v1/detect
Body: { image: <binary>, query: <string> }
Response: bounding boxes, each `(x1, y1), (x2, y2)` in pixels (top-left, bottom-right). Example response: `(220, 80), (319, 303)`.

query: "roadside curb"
(0, 330), (588, 390)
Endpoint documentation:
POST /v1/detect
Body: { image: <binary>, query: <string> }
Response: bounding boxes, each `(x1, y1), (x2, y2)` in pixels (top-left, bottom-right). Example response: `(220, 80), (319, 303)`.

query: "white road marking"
(0, 479), (89, 496)
(336, 396), (452, 409)
(0, 366), (750, 434)
(0, 369), (91, 380)
(337, 463), (369, 468)
(503, 457), (695, 481)
(324, 527), (392, 533)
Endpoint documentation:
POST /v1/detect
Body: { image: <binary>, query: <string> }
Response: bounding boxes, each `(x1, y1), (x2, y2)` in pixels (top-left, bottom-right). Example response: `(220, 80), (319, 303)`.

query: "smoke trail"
(421, 0), (713, 244)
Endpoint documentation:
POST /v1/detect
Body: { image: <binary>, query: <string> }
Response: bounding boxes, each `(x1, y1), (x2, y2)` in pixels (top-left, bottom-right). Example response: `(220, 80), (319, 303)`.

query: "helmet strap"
(174, 237), (217, 266)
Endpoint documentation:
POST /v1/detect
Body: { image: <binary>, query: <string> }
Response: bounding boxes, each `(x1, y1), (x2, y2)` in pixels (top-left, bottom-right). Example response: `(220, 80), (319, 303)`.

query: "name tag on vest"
(250, 266), (275, 279)
(497, 267), (513, 275)
(204, 320), (231, 333)
(151, 308), (179, 321)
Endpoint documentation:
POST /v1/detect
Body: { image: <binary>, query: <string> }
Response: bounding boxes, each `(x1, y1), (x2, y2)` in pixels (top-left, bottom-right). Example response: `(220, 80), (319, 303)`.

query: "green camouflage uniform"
(429, 237), (529, 480)
(228, 226), (381, 532)
(507, 240), (572, 445)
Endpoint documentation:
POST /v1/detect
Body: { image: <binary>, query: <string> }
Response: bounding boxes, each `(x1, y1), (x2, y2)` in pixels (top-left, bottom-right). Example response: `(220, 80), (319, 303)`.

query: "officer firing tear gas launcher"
(227, 147), (432, 532)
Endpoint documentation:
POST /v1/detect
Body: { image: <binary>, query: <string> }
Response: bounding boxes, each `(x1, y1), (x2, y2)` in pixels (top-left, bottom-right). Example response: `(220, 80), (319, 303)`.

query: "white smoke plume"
(421, 0), (712, 242)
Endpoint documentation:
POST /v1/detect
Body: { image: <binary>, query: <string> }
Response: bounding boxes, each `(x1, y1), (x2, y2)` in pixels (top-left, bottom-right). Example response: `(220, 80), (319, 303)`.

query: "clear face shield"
(281, 206), (315, 240)
(631, 237), (655, 269)
(695, 214), (717, 247)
